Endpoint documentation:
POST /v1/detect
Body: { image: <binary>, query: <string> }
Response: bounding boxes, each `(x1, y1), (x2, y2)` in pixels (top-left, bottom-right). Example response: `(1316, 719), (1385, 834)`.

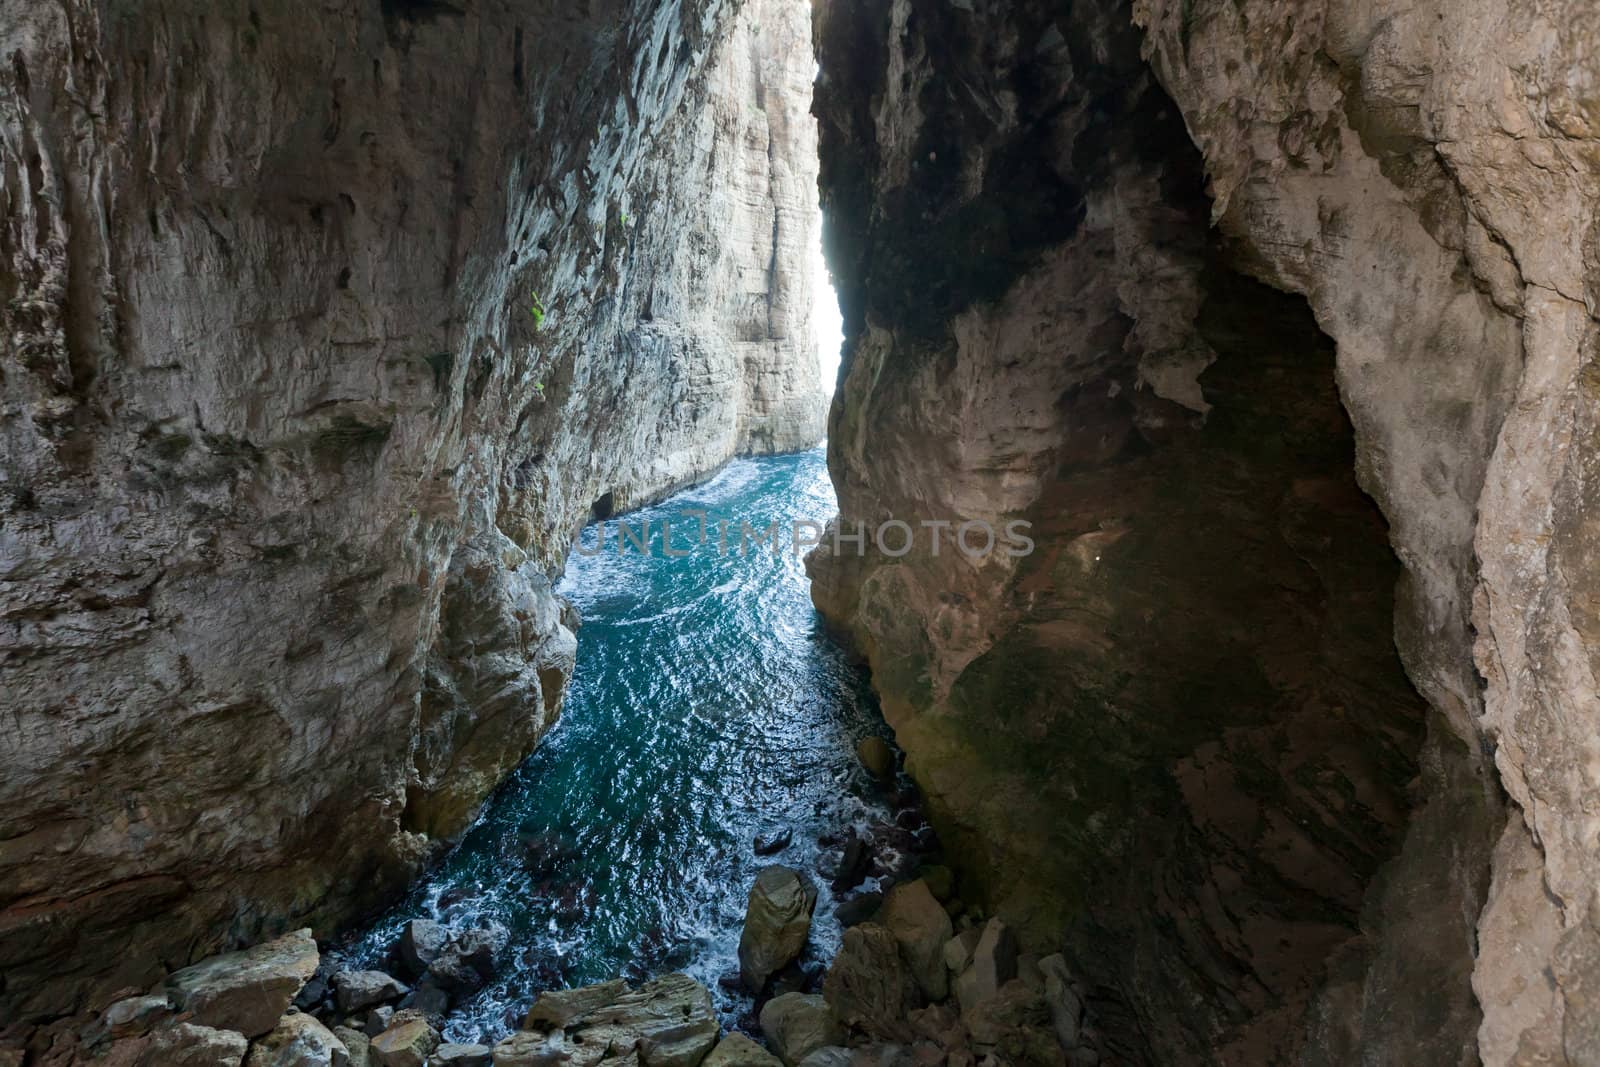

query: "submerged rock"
(159, 929), (320, 1038)
(738, 867), (818, 992)
(244, 1013), (350, 1067)
(758, 993), (844, 1067)
(754, 829), (795, 857)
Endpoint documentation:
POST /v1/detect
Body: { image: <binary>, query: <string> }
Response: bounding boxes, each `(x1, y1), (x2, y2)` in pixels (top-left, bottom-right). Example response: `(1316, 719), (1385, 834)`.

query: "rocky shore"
(2, 869), (1100, 1067)
(2, 741), (1099, 1067)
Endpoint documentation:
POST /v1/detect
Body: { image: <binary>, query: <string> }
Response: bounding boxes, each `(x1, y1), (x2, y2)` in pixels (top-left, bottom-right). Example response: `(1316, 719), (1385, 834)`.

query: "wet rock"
(834, 893), (883, 929)
(245, 1013), (350, 1067)
(294, 977), (330, 1013)
(332, 971), (409, 1015)
(953, 920), (1016, 1015)
(396, 983), (449, 1022)
(367, 1015), (438, 1067)
(828, 834), (871, 894)
(427, 929), (498, 992)
(856, 738), (895, 780)
(1037, 955), (1083, 1051)
(160, 929), (320, 1038)
(754, 829), (794, 857)
(759, 993), (845, 1067)
(702, 1033), (783, 1067)
(822, 924), (919, 1039)
(397, 920), (448, 978)
(432, 1043), (492, 1066)
(332, 1028), (371, 1067)
(524, 979), (629, 1030)
(101, 994), (173, 1038)
(738, 867), (818, 992)
(878, 881), (953, 1001)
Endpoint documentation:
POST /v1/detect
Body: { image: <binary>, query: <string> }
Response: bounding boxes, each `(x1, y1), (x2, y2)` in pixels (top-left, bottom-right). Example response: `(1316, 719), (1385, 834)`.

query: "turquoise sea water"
(345, 448), (897, 1042)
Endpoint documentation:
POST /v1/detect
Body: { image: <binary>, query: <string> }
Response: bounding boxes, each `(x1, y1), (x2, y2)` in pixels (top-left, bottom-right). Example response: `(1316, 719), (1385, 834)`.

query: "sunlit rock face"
(0, 0), (821, 1021)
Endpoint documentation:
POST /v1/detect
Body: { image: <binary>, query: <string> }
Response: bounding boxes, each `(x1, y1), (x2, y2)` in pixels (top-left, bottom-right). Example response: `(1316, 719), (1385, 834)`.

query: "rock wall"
(1135, 2), (1599, 1063)
(0, 0), (822, 1022)
(811, 0), (1596, 1062)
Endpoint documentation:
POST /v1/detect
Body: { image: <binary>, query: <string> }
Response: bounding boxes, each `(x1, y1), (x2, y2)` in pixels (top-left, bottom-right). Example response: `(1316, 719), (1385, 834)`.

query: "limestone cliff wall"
(1135, 2), (1600, 1063)
(811, 0), (1596, 1062)
(0, 0), (822, 1022)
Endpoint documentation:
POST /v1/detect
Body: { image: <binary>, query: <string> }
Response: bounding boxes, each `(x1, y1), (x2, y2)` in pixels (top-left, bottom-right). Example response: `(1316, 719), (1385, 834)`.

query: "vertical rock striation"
(0, 0), (822, 1021)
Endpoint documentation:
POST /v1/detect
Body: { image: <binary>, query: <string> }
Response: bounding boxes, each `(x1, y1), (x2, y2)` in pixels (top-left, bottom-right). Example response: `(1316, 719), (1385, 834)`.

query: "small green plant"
(529, 290), (547, 330)
(621, 212), (630, 227)
(533, 381), (546, 397)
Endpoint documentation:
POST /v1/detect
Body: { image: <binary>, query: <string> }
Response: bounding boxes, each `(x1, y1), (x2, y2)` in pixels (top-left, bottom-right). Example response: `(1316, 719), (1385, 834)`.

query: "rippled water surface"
(345, 448), (894, 1042)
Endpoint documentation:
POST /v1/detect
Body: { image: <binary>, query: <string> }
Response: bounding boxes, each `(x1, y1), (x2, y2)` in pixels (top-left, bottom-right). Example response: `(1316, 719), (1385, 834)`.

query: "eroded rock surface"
(0, 0), (823, 1022)
(813, 0), (1600, 1062)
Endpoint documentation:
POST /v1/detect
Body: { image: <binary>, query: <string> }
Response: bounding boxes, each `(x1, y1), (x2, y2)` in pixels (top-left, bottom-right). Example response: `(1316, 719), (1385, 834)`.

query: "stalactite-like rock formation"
(0, 0), (822, 1022)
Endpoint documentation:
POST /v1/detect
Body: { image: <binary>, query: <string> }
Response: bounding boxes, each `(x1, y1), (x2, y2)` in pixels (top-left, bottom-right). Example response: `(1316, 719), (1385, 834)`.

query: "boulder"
(427, 929), (498, 992)
(1037, 955), (1083, 1051)
(963, 980), (1055, 1062)
(953, 920), (1016, 1015)
(941, 931), (980, 977)
(397, 983), (450, 1021)
(332, 1028), (371, 1067)
(822, 924), (919, 1039)
(523, 979), (629, 1030)
(397, 920), (449, 978)
(333, 971), (409, 1014)
(367, 1016), (438, 1067)
(101, 994), (173, 1038)
(514, 973), (717, 1067)
(828, 834), (871, 894)
(856, 737), (895, 779)
(160, 929), (320, 1038)
(877, 881), (952, 1000)
(702, 1033), (784, 1067)
(146, 1022), (251, 1066)
(738, 867), (818, 992)
(433, 1043), (493, 1066)
(245, 1013), (351, 1067)
(363, 1007), (395, 1038)
(753, 829), (794, 857)
(759, 993), (844, 1067)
